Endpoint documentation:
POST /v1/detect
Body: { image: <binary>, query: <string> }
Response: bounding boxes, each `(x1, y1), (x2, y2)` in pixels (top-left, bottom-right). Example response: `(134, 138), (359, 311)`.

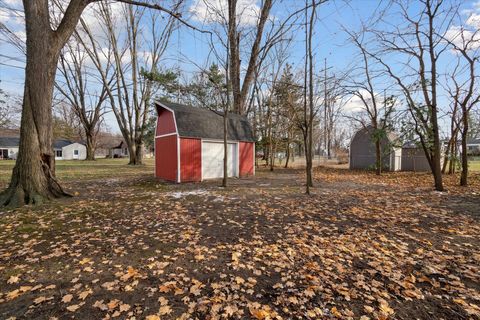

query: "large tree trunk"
(85, 132), (96, 161)
(442, 139), (452, 174)
(134, 141), (144, 165)
(127, 143), (140, 165)
(303, 131), (313, 193)
(460, 111), (469, 186)
(284, 135), (290, 168)
(431, 113), (444, 191)
(222, 113), (228, 187)
(448, 142), (457, 174)
(0, 3), (77, 207)
(305, 0), (316, 194)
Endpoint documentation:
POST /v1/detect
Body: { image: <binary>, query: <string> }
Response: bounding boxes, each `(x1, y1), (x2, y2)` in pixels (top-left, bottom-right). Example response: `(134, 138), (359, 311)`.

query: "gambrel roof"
(156, 101), (255, 142)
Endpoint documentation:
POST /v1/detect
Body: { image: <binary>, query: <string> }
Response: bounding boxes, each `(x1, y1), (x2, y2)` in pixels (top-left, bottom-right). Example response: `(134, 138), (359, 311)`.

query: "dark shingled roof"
(0, 136), (20, 147)
(157, 101), (255, 142)
(53, 139), (75, 149)
(0, 137), (78, 149)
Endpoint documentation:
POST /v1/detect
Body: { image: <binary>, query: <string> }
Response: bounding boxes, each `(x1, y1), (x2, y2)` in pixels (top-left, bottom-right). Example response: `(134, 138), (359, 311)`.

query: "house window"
(124, 148), (128, 155)
(0, 149), (8, 159)
(56, 150), (63, 158)
(74, 150), (79, 156)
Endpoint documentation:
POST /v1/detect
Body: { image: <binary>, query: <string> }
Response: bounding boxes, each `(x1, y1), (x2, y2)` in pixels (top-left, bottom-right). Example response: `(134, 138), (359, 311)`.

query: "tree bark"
(85, 132), (96, 161)
(134, 141), (144, 165)
(460, 111), (469, 186)
(305, 0), (316, 193)
(0, 1), (82, 207)
(222, 112), (228, 187)
(284, 135), (290, 168)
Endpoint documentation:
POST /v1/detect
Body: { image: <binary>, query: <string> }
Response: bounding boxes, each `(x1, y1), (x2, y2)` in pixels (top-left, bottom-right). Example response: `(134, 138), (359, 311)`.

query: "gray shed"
(401, 143), (431, 172)
(349, 126), (401, 171)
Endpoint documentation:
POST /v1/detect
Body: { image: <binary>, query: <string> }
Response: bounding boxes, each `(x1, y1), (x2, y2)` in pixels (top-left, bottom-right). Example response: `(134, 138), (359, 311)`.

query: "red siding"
(156, 108), (176, 136)
(239, 142), (254, 177)
(155, 135), (178, 182)
(180, 138), (201, 182)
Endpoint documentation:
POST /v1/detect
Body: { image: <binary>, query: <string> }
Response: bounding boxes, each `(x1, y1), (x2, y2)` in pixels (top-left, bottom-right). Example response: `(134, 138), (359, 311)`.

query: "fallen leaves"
(119, 266), (140, 281)
(33, 296), (47, 304)
(62, 294), (73, 303)
(78, 288), (93, 300)
(158, 305), (172, 316)
(7, 275), (20, 284)
(66, 304), (81, 312)
(0, 166), (479, 319)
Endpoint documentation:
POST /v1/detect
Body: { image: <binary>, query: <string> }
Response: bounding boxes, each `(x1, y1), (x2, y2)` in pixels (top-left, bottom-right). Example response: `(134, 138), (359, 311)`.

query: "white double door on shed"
(201, 141), (237, 179)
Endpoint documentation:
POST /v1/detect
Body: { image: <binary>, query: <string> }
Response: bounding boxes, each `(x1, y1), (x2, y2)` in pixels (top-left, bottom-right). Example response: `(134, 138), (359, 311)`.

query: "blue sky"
(0, 0), (479, 136)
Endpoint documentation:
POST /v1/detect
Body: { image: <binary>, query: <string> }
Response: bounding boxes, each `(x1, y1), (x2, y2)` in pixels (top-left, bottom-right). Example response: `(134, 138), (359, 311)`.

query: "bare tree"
(363, 0), (458, 191)
(0, 0), (205, 207)
(0, 88), (20, 128)
(443, 22), (480, 186)
(302, 0), (317, 194)
(227, 0), (273, 115)
(344, 29), (396, 175)
(56, 37), (109, 160)
(323, 72), (348, 160)
(84, 2), (178, 165)
(441, 88), (461, 175)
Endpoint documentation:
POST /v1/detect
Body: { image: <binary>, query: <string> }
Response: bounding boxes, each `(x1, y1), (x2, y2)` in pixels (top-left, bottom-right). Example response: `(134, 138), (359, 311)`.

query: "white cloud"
(0, 12), (10, 24)
(3, 0), (22, 5)
(445, 25), (480, 50)
(342, 94), (366, 114)
(13, 30), (25, 42)
(189, 0), (261, 26)
(444, 2), (480, 51)
(466, 12), (480, 28)
(80, 2), (125, 34)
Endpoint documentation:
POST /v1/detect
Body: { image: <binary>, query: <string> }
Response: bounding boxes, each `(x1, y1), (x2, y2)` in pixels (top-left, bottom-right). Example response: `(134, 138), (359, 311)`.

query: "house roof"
(468, 138), (480, 144)
(53, 139), (76, 149)
(0, 137), (80, 149)
(0, 136), (20, 147)
(157, 101), (255, 142)
(112, 141), (126, 149)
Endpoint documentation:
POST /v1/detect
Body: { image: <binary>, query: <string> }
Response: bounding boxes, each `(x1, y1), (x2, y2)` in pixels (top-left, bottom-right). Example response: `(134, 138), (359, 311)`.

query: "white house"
(0, 137), (86, 160)
(467, 138), (480, 156)
(53, 139), (87, 160)
(0, 137), (19, 160)
(110, 140), (129, 158)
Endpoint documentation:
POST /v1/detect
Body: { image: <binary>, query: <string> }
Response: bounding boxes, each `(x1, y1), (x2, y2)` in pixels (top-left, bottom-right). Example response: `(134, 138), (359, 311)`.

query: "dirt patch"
(0, 166), (479, 319)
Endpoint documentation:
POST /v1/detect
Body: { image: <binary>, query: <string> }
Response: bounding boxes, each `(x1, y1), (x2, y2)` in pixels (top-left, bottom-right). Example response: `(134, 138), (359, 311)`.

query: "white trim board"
(155, 132), (177, 138)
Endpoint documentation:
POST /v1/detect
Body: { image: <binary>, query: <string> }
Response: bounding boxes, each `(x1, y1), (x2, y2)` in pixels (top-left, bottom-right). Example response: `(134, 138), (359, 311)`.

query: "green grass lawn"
(470, 160), (480, 172)
(1, 158), (478, 185)
(0, 158), (154, 185)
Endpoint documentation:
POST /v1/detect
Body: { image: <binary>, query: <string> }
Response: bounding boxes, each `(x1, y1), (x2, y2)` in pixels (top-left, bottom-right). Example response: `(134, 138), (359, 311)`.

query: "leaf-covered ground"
(0, 162), (479, 320)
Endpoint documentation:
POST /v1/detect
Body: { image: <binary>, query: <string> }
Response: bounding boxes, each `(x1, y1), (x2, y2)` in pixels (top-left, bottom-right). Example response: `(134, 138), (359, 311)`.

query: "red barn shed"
(154, 101), (255, 182)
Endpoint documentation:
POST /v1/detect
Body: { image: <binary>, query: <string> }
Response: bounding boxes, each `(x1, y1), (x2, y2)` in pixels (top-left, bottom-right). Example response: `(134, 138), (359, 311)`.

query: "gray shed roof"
(352, 125), (399, 144)
(0, 136), (20, 147)
(157, 101), (255, 142)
